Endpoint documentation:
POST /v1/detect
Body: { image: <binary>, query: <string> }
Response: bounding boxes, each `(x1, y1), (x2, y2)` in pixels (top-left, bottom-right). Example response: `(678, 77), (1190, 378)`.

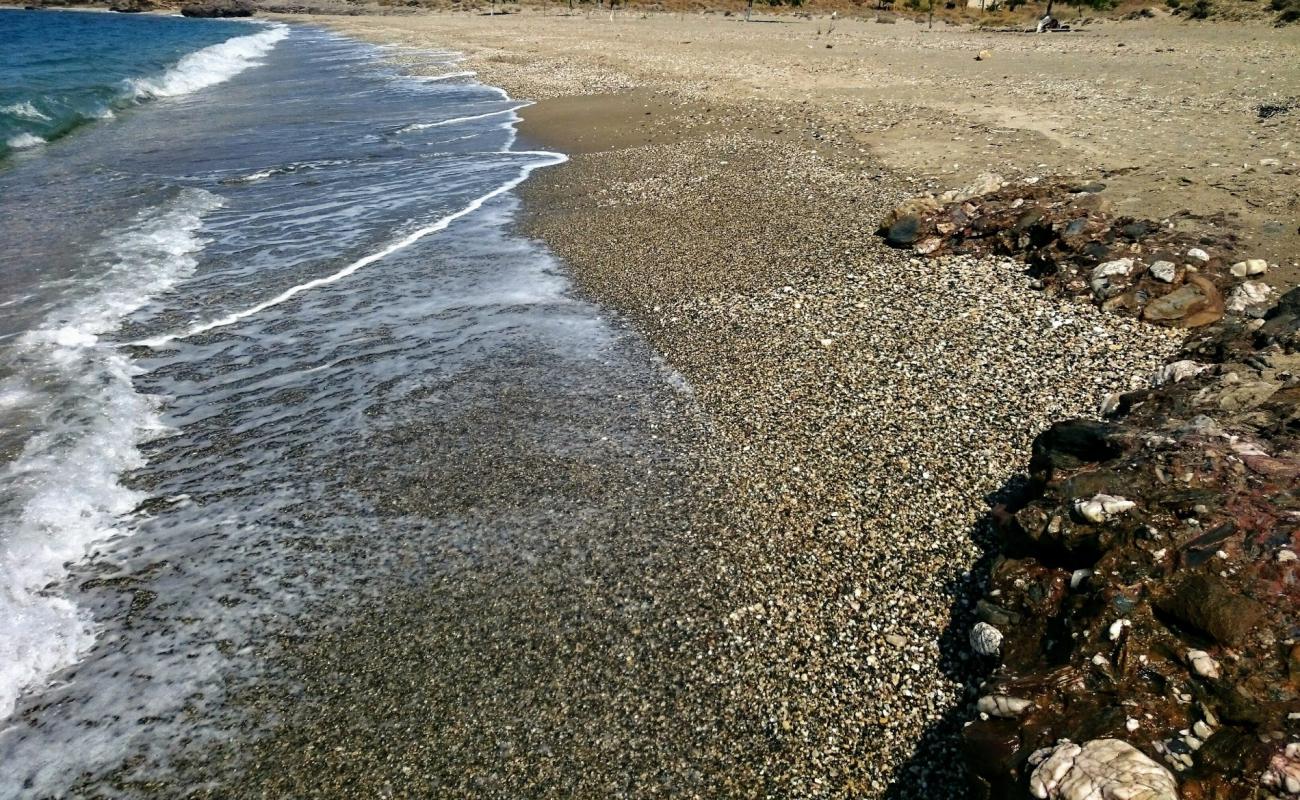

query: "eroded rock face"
(961, 288), (1300, 799)
(877, 179), (1275, 329)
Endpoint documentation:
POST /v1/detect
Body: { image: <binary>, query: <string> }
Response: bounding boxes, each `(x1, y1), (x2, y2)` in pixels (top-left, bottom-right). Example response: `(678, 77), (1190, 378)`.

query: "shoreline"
(306, 13), (1201, 795)
(306, 12), (1299, 797)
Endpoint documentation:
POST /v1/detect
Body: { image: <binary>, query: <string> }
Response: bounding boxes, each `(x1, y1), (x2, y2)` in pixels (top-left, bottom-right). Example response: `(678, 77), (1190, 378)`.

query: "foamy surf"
(6, 133), (46, 150)
(135, 151), (565, 348)
(398, 103), (531, 133)
(128, 23), (287, 100)
(1, 101), (51, 122)
(0, 188), (222, 721)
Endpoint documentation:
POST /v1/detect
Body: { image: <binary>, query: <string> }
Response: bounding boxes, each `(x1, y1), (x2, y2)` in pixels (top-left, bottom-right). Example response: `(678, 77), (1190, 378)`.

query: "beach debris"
(976, 49), (993, 61)
(969, 621), (1003, 656)
(1028, 739), (1178, 800)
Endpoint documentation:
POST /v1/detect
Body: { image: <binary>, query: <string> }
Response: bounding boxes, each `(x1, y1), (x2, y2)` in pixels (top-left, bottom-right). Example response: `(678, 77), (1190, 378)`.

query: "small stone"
(1186, 247), (1211, 263)
(975, 49), (993, 61)
(1229, 258), (1268, 277)
(977, 695), (1033, 718)
(1092, 258), (1134, 281)
(1149, 260), (1177, 283)
(1279, 549), (1298, 563)
(885, 633), (908, 648)
(885, 215), (923, 246)
(969, 621), (1003, 657)
(1226, 280), (1273, 312)
(1126, 718), (1140, 732)
(1187, 649), (1221, 679)
(1154, 359), (1204, 386)
(1108, 619), (1131, 641)
(1074, 494), (1136, 524)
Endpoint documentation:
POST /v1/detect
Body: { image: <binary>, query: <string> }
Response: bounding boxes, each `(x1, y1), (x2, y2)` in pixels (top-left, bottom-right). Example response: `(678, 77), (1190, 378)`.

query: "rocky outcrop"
(961, 288), (1300, 798)
(180, 0), (254, 16)
(879, 176), (1277, 329)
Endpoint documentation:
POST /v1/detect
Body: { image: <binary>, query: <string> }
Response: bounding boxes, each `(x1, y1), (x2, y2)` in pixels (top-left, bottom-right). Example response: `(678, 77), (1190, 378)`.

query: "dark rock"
(1069, 181), (1107, 193)
(876, 178), (1256, 327)
(1156, 575), (1266, 646)
(1028, 420), (1129, 479)
(885, 215), (922, 247)
(181, 0), (254, 17)
(960, 284), (1300, 798)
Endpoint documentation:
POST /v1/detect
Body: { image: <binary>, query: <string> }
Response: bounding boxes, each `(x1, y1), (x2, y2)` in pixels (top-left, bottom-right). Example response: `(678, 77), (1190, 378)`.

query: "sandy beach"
(223, 9), (1300, 796)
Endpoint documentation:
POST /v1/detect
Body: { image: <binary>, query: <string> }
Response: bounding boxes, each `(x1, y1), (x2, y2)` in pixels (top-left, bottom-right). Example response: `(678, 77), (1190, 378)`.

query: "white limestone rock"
(1153, 360), (1205, 387)
(1149, 260), (1177, 283)
(1229, 258), (1268, 277)
(977, 694), (1034, 718)
(1029, 739), (1178, 800)
(1226, 280), (1274, 312)
(1187, 649), (1221, 680)
(970, 621), (1003, 657)
(1262, 742), (1300, 795)
(1075, 494), (1137, 524)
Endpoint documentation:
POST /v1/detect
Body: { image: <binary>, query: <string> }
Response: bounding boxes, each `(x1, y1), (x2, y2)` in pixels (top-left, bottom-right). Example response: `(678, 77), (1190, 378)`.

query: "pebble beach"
(269, 11), (1270, 796)
(1, 6), (1295, 797)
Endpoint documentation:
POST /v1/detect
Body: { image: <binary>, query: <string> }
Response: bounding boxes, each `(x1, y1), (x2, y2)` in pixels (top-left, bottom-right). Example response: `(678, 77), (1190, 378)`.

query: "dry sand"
(260, 10), (1296, 797)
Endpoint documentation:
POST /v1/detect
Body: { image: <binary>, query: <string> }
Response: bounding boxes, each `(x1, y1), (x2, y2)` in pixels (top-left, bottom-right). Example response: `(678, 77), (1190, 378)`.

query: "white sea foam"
(2, 101), (51, 122)
(6, 133), (46, 150)
(0, 188), (222, 721)
(398, 103), (530, 133)
(136, 151), (565, 348)
(128, 24), (288, 100)
(414, 70), (477, 82)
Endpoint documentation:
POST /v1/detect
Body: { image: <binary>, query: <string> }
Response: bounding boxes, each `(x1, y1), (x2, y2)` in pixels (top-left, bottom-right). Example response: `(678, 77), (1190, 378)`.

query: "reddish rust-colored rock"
(960, 288), (1300, 799)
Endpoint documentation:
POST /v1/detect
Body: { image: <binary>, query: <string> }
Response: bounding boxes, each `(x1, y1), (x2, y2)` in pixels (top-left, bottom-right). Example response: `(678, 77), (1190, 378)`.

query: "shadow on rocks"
(882, 476), (1035, 800)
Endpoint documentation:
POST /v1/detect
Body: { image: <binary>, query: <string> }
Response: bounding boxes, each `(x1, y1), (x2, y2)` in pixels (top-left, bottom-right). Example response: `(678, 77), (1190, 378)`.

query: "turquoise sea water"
(0, 10), (253, 157)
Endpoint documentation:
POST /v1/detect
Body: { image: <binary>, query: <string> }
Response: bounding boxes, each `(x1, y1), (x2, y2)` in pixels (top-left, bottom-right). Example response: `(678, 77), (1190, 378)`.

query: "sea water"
(0, 10), (698, 794)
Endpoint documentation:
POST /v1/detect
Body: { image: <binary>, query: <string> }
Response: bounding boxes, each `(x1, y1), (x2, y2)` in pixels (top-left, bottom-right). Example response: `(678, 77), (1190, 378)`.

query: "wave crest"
(129, 24), (288, 100)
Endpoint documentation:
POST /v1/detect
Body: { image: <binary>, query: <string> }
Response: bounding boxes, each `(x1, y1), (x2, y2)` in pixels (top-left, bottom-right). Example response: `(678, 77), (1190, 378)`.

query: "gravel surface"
(250, 13), (1214, 796)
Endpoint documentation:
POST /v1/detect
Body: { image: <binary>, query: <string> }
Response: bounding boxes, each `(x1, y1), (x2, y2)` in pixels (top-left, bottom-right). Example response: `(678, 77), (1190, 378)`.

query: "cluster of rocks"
(960, 287), (1300, 798)
(880, 174), (1278, 330)
(180, 0), (255, 16)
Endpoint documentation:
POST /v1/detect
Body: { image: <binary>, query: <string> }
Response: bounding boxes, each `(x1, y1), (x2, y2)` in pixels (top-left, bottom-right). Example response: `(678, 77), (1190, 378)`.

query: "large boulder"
(181, 0), (255, 17)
